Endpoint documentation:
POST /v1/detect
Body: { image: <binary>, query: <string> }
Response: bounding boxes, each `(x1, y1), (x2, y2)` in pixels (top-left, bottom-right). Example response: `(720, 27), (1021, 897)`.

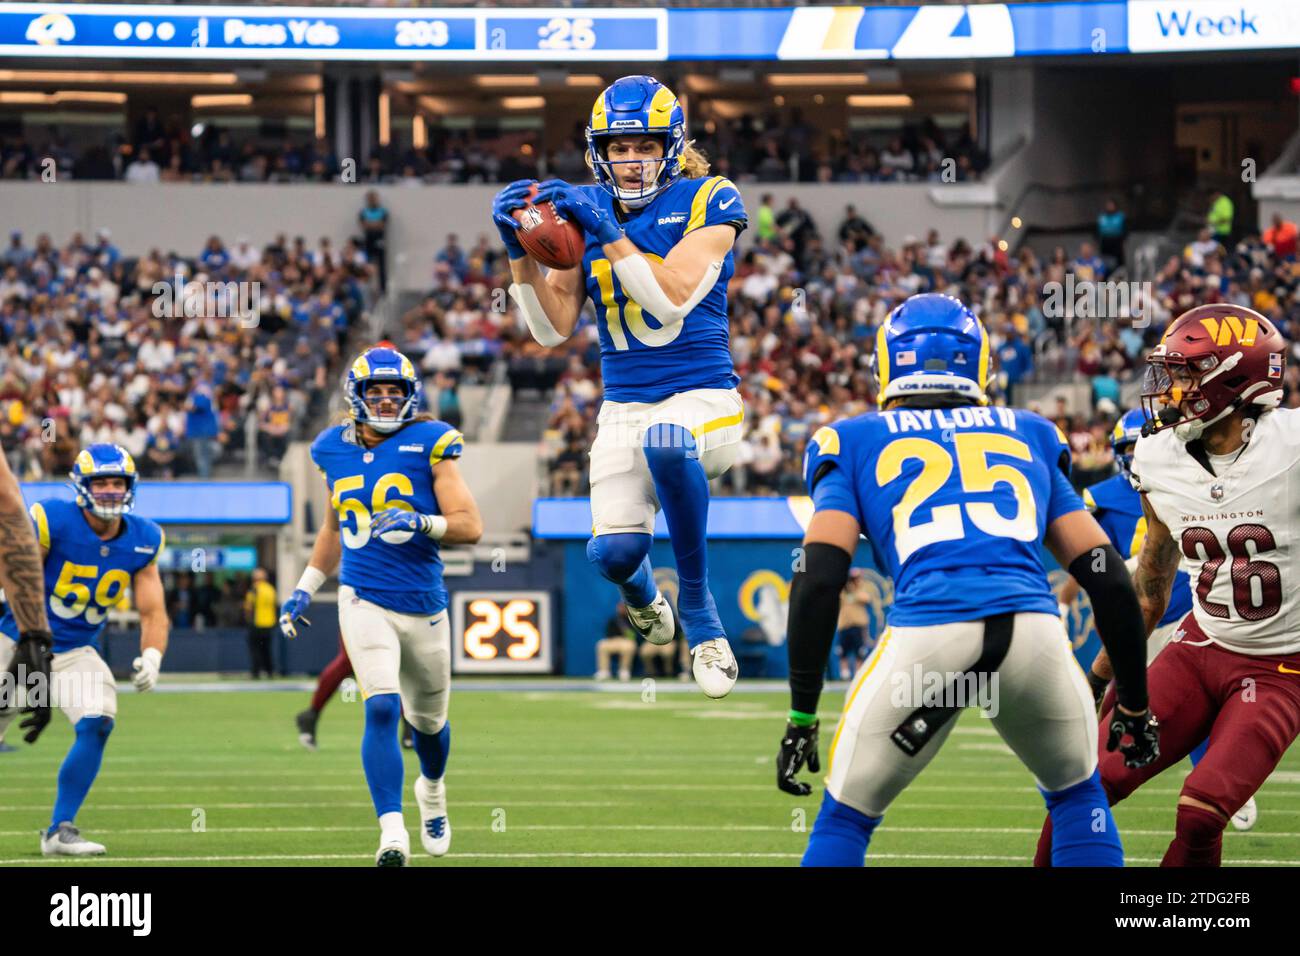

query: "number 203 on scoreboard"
(451, 591), (552, 674)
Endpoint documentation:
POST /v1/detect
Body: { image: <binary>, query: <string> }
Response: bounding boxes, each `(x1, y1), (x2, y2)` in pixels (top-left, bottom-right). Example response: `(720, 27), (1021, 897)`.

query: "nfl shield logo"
(363, 452), (374, 464)
(1210, 483), (1224, 502)
(100, 545), (110, 557)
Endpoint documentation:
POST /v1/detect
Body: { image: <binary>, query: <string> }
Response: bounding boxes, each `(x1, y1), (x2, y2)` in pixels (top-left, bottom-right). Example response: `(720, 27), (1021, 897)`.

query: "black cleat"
(296, 709), (319, 751)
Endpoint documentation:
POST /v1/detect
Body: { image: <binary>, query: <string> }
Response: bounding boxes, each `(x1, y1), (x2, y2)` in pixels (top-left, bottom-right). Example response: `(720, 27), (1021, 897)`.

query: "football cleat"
(401, 719), (414, 750)
(413, 776), (451, 857)
(0, 740), (16, 753)
(1231, 796), (1258, 832)
(691, 638), (738, 699)
(295, 709), (319, 751)
(627, 592), (675, 646)
(41, 823), (106, 857)
(375, 828), (410, 867)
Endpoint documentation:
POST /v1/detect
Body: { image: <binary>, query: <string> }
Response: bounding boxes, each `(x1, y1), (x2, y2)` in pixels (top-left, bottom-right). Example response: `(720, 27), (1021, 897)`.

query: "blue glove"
(372, 507), (423, 537)
(278, 589), (312, 639)
(533, 180), (624, 246)
(491, 179), (536, 260)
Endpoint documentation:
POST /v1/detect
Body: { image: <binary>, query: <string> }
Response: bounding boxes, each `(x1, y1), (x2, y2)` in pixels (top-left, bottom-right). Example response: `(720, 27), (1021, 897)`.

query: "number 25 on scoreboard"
(452, 591), (553, 674)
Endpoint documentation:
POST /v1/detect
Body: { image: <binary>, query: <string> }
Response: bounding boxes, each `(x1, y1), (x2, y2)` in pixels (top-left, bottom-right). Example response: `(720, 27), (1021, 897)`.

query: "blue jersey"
(0, 499), (164, 653)
(1083, 473), (1192, 627)
(804, 405), (1085, 626)
(579, 176), (746, 403)
(311, 418), (464, 616)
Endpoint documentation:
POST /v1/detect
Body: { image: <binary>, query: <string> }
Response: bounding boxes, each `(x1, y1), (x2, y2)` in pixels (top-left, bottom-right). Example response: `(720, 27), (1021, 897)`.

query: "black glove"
(1106, 707), (1160, 769)
(777, 719), (820, 796)
(10, 629), (53, 744)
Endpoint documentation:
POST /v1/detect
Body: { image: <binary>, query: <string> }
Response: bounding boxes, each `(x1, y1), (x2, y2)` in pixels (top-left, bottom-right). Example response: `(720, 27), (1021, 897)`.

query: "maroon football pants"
(309, 634), (354, 713)
(1035, 614), (1300, 866)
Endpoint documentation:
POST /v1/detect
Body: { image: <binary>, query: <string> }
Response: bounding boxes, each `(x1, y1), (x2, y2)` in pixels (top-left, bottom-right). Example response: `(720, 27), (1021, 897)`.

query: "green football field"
(2, 681), (1297, 867)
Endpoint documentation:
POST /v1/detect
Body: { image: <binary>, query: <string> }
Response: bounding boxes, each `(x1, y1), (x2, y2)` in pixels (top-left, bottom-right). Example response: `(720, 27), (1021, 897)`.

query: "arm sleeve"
(787, 542), (853, 717)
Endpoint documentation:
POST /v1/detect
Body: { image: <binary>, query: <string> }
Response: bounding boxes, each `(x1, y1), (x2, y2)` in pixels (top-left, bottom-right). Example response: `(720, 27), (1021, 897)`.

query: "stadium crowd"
(2, 112), (984, 187)
(0, 227), (375, 480)
(389, 193), (1300, 498)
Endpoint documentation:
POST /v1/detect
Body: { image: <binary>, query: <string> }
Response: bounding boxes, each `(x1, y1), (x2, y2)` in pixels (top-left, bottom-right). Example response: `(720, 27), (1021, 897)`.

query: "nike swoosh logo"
(719, 197), (736, 210)
(1279, 663), (1300, 675)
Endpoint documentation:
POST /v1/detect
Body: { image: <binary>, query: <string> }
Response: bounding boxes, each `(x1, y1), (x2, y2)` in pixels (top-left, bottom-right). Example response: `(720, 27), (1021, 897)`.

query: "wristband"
(420, 514), (448, 540)
(295, 566), (327, 597)
(788, 709), (818, 728)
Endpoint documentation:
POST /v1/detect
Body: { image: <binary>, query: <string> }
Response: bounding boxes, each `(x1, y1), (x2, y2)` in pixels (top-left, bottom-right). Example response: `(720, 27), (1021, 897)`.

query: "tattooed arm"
(1090, 493), (1179, 683)
(0, 454), (49, 634)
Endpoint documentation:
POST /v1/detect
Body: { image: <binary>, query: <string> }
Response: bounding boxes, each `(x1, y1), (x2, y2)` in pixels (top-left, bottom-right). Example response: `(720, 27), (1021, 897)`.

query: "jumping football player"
(775, 293), (1159, 867)
(1036, 304), (1299, 867)
(279, 346), (482, 866)
(490, 75), (747, 697)
(1058, 408), (1257, 831)
(0, 444), (168, 856)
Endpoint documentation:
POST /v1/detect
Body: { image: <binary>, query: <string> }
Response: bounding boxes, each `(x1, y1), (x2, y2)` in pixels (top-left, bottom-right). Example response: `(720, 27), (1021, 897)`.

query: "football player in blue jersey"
(1057, 408), (1257, 831)
(490, 75), (748, 697)
(279, 345), (483, 866)
(0, 444), (169, 856)
(773, 293), (1160, 866)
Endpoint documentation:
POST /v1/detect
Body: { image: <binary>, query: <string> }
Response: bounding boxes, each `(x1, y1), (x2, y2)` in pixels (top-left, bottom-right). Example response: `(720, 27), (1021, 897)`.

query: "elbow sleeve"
(612, 253), (721, 325)
(787, 543), (853, 716)
(1068, 544), (1148, 712)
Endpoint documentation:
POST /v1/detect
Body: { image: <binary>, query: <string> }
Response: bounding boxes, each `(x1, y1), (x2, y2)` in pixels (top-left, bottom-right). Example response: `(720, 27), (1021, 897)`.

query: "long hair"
(583, 139), (711, 181)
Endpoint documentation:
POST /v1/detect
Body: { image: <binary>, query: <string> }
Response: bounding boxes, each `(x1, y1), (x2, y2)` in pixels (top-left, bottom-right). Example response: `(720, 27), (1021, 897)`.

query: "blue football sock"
(361, 694), (404, 817)
(50, 716), (113, 832)
(1189, 738), (1209, 766)
(643, 423), (721, 646)
(412, 722), (451, 781)
(1041, 769), (1123, 867)
(586, 534), (656, 608)
(802, 790), (880, 867)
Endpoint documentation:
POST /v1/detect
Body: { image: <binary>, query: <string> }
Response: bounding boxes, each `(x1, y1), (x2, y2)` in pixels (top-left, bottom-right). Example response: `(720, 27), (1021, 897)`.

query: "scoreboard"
(450, 591), (553, 675)
(3, 5), (667, 61)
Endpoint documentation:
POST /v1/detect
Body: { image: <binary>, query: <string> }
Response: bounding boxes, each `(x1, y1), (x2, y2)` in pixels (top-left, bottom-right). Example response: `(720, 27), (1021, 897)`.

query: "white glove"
(132, 647), (162, 693)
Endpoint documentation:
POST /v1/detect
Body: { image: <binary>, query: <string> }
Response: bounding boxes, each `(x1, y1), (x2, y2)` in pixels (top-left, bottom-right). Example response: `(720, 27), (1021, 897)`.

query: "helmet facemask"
(81, 475), (134, 520)
(357, 380), (416, 434)
(588, 131), (681, 209)
(1142, 351), (1242, 442)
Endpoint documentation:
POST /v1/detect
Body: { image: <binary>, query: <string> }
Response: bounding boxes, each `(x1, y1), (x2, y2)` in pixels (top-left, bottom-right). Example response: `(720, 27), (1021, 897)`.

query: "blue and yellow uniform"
(804, 405), (1084, 626)
(1083, 475), (1192, 627)
(310, 417), (463, 616)
(578, 175), (746, 403)
(0, 499), (163, 653)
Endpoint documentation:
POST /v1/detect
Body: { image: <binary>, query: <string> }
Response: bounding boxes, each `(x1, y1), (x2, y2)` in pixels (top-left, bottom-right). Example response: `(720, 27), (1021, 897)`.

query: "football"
(512, 186), (585, 269)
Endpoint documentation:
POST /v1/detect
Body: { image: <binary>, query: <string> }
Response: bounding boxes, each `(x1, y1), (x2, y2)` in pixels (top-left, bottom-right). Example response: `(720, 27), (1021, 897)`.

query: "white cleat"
(414, 775), (451, 857)
(1231, 796), (1258, 832)
(41, 823), (106, 857)
(627, 592), (676, 646)
(691, 638), (738, 699)
(375, 827), (410, 867)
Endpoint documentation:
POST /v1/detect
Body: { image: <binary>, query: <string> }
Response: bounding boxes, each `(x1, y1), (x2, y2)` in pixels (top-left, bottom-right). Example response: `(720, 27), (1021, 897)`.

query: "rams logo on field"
(26, 13), (76, 46)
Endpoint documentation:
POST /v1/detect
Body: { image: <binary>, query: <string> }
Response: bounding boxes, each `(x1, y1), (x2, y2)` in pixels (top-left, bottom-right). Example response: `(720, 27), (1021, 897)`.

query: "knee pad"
(364, 693), (401, 729)
(643, 423), (698, 469)
(75, 716), (114, 741)
(587, 533), (651, 583)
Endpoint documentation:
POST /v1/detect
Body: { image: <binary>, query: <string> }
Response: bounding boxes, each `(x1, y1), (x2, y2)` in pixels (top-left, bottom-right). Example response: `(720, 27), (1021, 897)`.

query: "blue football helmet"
(345, 346), (422, 434)
(70, 444), (138, 520)
(586, 75), (686, 209)
(872, 293), (990, 404)
(1110, 408), (1147, 481)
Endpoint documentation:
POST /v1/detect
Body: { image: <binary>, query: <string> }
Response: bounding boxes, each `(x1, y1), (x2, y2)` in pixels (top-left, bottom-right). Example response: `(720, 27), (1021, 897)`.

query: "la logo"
(1199, 314), (1258, 347)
